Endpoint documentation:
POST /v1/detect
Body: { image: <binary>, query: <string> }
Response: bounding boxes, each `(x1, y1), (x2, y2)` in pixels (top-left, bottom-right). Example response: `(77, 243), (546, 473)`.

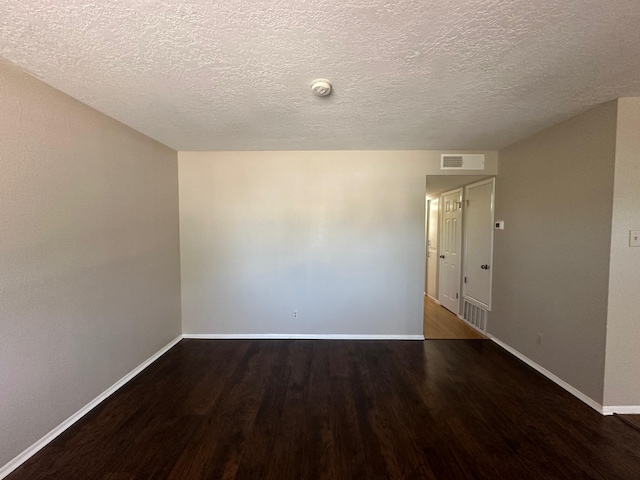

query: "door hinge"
(465, 200), (470, 207)
(464, 276), (467, 283)
(456, 293), (459, 299)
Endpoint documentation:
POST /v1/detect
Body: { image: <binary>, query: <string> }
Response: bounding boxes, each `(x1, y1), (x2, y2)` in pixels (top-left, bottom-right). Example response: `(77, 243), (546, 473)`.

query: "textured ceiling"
(2, 0), (640, 151)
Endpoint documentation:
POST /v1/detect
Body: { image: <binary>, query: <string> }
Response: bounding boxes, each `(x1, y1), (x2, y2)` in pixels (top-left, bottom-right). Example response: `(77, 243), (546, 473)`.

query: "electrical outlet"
(292, 310), (299, 319)
(537, 333), (543, 346)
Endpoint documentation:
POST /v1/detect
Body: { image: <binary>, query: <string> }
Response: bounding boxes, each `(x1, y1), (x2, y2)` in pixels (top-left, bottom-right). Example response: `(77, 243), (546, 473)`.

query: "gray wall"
(179, 151), (497, 337)
(491, 101), (618, 404)
(0, 60), (182, 467)
(604, 97), (640, 406)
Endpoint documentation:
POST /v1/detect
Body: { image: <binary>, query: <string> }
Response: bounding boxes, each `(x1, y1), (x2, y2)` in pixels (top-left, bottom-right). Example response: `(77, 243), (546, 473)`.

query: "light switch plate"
(630, 230), (640, 247)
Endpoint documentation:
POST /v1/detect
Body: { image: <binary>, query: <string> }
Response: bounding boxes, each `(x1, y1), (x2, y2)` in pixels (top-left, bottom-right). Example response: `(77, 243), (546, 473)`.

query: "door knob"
(440, 255), (445, 259)
(480, 264), (490, 270)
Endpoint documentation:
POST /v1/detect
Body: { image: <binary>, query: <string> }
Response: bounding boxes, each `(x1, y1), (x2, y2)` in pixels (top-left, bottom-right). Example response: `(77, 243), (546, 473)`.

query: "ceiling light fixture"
(311, 79), (332, 97)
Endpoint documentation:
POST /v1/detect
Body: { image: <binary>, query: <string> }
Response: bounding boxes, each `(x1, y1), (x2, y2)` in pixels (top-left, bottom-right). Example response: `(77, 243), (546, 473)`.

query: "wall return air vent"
(441, 154), (485, 170)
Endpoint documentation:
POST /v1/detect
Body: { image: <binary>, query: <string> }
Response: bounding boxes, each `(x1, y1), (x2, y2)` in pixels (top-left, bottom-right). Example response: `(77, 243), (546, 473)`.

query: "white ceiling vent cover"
(441, 154), (485, 170)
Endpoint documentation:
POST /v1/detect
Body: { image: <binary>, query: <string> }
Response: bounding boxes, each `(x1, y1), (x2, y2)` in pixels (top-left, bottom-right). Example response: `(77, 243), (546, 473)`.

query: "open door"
(463, 178), (495, 310)
(438, 188), (463, 314)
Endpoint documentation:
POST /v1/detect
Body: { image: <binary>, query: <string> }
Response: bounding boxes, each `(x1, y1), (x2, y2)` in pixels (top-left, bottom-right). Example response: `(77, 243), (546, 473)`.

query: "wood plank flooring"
(8, 339), (640, 479)
(424, 296), (486, 339)
(619, 415), (640, 433)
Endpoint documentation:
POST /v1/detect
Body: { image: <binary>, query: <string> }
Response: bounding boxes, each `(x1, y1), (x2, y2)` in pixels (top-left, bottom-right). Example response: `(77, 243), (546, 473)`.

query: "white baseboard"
(0, 335), (183, 480)
(426, 294), (439, 303)
(488, 335), (606, 415)
(182, 333), (425, 340)
(602, 405), (640, 415)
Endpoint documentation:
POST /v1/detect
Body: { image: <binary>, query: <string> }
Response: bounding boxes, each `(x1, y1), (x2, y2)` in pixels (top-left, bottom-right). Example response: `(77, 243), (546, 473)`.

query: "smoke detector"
(311, 79), (332, 97)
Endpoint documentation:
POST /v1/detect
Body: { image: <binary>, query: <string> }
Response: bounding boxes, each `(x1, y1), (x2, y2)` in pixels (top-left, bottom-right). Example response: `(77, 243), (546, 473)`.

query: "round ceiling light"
(311, 79), (332, 97)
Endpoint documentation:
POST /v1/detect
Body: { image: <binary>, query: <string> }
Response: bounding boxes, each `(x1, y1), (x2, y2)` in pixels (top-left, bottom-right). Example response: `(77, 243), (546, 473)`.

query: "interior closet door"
(438, 188), (462, 314)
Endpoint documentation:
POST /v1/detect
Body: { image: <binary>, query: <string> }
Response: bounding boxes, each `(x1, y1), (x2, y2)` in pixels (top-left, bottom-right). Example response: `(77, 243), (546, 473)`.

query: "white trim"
(0, 335), (183, 480)
(488, 335), (606, 415)
(426, 294), (439, 303)
(182, 333), (425, 340)
(602, 405), (640, 415)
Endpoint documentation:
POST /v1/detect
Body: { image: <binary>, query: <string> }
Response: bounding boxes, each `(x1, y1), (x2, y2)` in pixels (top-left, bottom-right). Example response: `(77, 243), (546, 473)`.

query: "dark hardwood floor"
(8, 339), (640, 479)
(618, 415), (640, 433)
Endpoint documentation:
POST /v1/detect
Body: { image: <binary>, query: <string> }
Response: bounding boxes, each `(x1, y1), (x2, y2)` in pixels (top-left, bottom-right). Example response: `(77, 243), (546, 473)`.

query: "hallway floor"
(423, 295), (486, 339)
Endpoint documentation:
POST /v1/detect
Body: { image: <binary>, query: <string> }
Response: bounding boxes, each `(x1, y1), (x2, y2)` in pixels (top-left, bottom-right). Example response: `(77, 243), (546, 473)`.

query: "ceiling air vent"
(441, 154), (485, 170)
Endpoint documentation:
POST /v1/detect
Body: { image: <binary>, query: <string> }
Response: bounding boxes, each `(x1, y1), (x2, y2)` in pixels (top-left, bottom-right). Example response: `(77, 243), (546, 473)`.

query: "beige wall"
(178, 150), (497, 336)
(491, 101), (618, 404)
(0, 60), (181, 467)
(604, 97), (640, 406)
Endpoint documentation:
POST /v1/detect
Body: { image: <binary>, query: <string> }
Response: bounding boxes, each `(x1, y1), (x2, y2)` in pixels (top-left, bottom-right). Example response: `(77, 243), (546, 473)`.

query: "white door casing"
(463, 178), (495, 310)
(438, 188), (462, 314)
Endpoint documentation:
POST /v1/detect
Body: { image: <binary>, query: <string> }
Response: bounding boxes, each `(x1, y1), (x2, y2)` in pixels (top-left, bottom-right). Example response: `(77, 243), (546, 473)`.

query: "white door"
(438, 188), (463, 314)
(426, 198), (439, 299)
(463, 178), (495, 309)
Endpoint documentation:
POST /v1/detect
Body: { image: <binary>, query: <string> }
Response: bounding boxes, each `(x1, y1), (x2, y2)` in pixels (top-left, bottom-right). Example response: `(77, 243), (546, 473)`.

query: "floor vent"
(462, 299), (488, 332)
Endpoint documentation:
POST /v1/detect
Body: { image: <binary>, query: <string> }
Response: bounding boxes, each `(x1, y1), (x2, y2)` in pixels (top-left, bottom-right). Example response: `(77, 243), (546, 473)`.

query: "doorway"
(423, 175), (494, 339)
(425, 198), (439, 300)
